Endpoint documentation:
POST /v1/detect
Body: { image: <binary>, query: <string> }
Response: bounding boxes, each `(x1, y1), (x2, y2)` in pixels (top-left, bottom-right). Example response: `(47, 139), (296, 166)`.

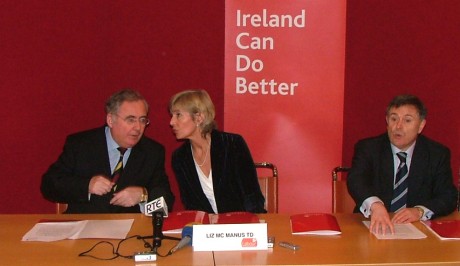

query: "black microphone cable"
(78, 234), (178, 261)
(78, 235), (139, 260)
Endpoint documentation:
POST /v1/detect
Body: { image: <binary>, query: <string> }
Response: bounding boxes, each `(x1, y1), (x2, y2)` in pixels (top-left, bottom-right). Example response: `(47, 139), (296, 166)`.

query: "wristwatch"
(140, 187), (148, 203)
(415, 207), (424, 220)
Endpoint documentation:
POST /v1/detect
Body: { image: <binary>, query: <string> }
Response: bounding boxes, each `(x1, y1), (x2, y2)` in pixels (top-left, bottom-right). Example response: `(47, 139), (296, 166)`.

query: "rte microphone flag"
(144, 196), (168, 216)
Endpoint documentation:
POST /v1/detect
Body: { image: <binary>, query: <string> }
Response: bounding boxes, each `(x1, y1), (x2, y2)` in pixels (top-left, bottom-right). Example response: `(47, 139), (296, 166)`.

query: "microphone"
(152, 211), (164, 248)
(169, 225), (193, 254)
(136, 196), (181, 254)
(144, 196), (168, 249)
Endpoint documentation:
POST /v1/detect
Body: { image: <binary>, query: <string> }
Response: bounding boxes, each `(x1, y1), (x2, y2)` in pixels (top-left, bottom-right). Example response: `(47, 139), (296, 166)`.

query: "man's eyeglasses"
(114, 114), (150, 126)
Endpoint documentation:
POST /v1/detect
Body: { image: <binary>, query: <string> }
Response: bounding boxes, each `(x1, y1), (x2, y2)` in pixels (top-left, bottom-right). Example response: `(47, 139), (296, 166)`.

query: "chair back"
(332, 166), (355, 213)
(56, 203), (68, 214)
(255, 162), (278, 213)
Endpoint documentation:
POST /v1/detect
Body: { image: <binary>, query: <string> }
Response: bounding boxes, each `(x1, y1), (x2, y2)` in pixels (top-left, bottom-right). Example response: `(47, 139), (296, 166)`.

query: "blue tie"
(390, 152), (408, 212)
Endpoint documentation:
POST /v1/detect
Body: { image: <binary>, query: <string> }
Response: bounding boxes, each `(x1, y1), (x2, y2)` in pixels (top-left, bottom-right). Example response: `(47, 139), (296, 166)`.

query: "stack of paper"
(362, 221), (427, 239)
(22, 219), (134, 242)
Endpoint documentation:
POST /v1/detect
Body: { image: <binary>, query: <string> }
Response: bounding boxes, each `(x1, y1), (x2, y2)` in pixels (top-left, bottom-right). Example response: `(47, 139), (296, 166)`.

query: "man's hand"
(369, 202), (395, 235)
(88, 175), (113, 196)
(110, 186), (144, 207)
(392, 208), (422, 224)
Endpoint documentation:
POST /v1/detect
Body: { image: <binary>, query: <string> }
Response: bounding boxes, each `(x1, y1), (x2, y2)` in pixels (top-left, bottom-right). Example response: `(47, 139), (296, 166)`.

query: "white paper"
(362, 221), (427, 239)
(22, 219), (134, 242)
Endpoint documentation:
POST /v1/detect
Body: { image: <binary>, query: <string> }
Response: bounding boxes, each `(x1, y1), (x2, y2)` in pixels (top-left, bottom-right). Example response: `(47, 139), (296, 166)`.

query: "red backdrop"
(224, 0), (346, 213)
(1, 1), (458, 214)
(343, 0), (460, 186)
(0, 1), (224, 213)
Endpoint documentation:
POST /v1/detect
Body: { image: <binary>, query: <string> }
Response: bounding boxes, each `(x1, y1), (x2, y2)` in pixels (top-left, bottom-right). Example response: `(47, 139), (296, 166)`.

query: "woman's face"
(170, 107), (200, 140)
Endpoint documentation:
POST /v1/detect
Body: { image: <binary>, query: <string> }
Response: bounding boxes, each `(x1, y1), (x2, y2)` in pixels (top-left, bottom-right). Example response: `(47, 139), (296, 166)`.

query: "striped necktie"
(390, 152), (408, 212)
(112, 147), (127, 191)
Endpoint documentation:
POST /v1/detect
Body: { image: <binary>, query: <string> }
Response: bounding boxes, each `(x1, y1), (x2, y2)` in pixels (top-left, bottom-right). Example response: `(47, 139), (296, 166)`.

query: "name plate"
(192, 223), (267, 251)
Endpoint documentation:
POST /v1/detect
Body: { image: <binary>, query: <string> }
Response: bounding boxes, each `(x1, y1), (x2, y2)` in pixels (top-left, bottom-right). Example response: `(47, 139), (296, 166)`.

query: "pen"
(279, 241), (300, 251)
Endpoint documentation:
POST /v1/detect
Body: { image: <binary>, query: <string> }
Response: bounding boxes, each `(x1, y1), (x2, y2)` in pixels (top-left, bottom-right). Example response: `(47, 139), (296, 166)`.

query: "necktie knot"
(397, 152), (407, 163)
(117, 147), (127, 156)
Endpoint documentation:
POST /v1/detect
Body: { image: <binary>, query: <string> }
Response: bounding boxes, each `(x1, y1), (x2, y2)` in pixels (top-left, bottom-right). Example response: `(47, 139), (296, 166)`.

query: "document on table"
(362, 221), (427, 239)
(22, 219), (134, 242)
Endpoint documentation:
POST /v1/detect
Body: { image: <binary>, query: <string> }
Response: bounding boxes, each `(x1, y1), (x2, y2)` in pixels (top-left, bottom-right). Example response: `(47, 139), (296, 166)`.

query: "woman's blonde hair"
(169, 89), (217, 137)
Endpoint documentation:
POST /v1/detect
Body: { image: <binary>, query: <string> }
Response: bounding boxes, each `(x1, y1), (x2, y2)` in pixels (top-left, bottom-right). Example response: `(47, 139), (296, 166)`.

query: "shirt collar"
(390, 141), (416, 159)
(105, 126), (130, 152)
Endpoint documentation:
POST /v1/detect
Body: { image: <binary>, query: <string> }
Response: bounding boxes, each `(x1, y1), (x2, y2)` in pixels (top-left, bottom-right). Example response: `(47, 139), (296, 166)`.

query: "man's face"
(106, 100), (149, 148)
(386, 104), (426, 151)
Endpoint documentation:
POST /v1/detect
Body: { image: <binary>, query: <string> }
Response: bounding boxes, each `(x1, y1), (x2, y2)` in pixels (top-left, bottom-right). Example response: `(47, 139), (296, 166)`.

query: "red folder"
(163, 211), (259, 234)
(208, 211), (260, 224)
(422, 220), (460, 240)
(162, 211), (208, 233)
(290, 213), (341, 235)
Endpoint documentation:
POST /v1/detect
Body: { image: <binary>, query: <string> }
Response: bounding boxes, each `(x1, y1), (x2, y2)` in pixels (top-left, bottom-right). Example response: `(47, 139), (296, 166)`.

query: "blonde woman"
(169, 89), (266, 214)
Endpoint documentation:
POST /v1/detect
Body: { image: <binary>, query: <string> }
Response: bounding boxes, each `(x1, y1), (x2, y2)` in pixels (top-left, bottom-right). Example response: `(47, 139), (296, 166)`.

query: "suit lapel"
(380, 135), (397, 205)
(210, 132), (224, 193)
(117, 137), (148, 188)
(91, 127), (111, 176)
(183, 143), (214, 211)
(122, 142), (142, 177)
(407, 138), (427, 202)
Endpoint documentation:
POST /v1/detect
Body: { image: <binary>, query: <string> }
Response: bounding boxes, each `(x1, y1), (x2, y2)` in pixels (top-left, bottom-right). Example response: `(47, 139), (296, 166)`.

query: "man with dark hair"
(347, 94), (457, 234)
(41, 89), (175, 213)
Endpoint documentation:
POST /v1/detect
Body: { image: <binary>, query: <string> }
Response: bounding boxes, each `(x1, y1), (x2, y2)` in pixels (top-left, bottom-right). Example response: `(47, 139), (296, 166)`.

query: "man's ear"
(106, 114), (113, 128)
(418, 119), (427, 134)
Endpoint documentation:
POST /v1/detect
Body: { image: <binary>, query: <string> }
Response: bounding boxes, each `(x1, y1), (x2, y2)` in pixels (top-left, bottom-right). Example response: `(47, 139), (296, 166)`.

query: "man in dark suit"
(41, 89), (174, 213)
(347, 94), (457, 234)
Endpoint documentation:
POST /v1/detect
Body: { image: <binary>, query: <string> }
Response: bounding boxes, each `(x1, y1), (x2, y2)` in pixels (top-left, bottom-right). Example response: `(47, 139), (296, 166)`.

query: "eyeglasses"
(113, 114), (150, 126)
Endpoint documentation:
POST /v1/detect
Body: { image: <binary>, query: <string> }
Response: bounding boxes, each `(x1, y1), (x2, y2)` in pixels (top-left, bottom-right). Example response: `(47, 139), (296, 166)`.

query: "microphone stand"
(138, 212), (180, 252)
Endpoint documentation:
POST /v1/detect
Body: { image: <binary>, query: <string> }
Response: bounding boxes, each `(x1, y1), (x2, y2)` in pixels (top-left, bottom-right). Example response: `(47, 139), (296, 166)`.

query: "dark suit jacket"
(172, 130), (266, 213)
(41, 126), (175, 213)
(347, 133), (457, 218)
